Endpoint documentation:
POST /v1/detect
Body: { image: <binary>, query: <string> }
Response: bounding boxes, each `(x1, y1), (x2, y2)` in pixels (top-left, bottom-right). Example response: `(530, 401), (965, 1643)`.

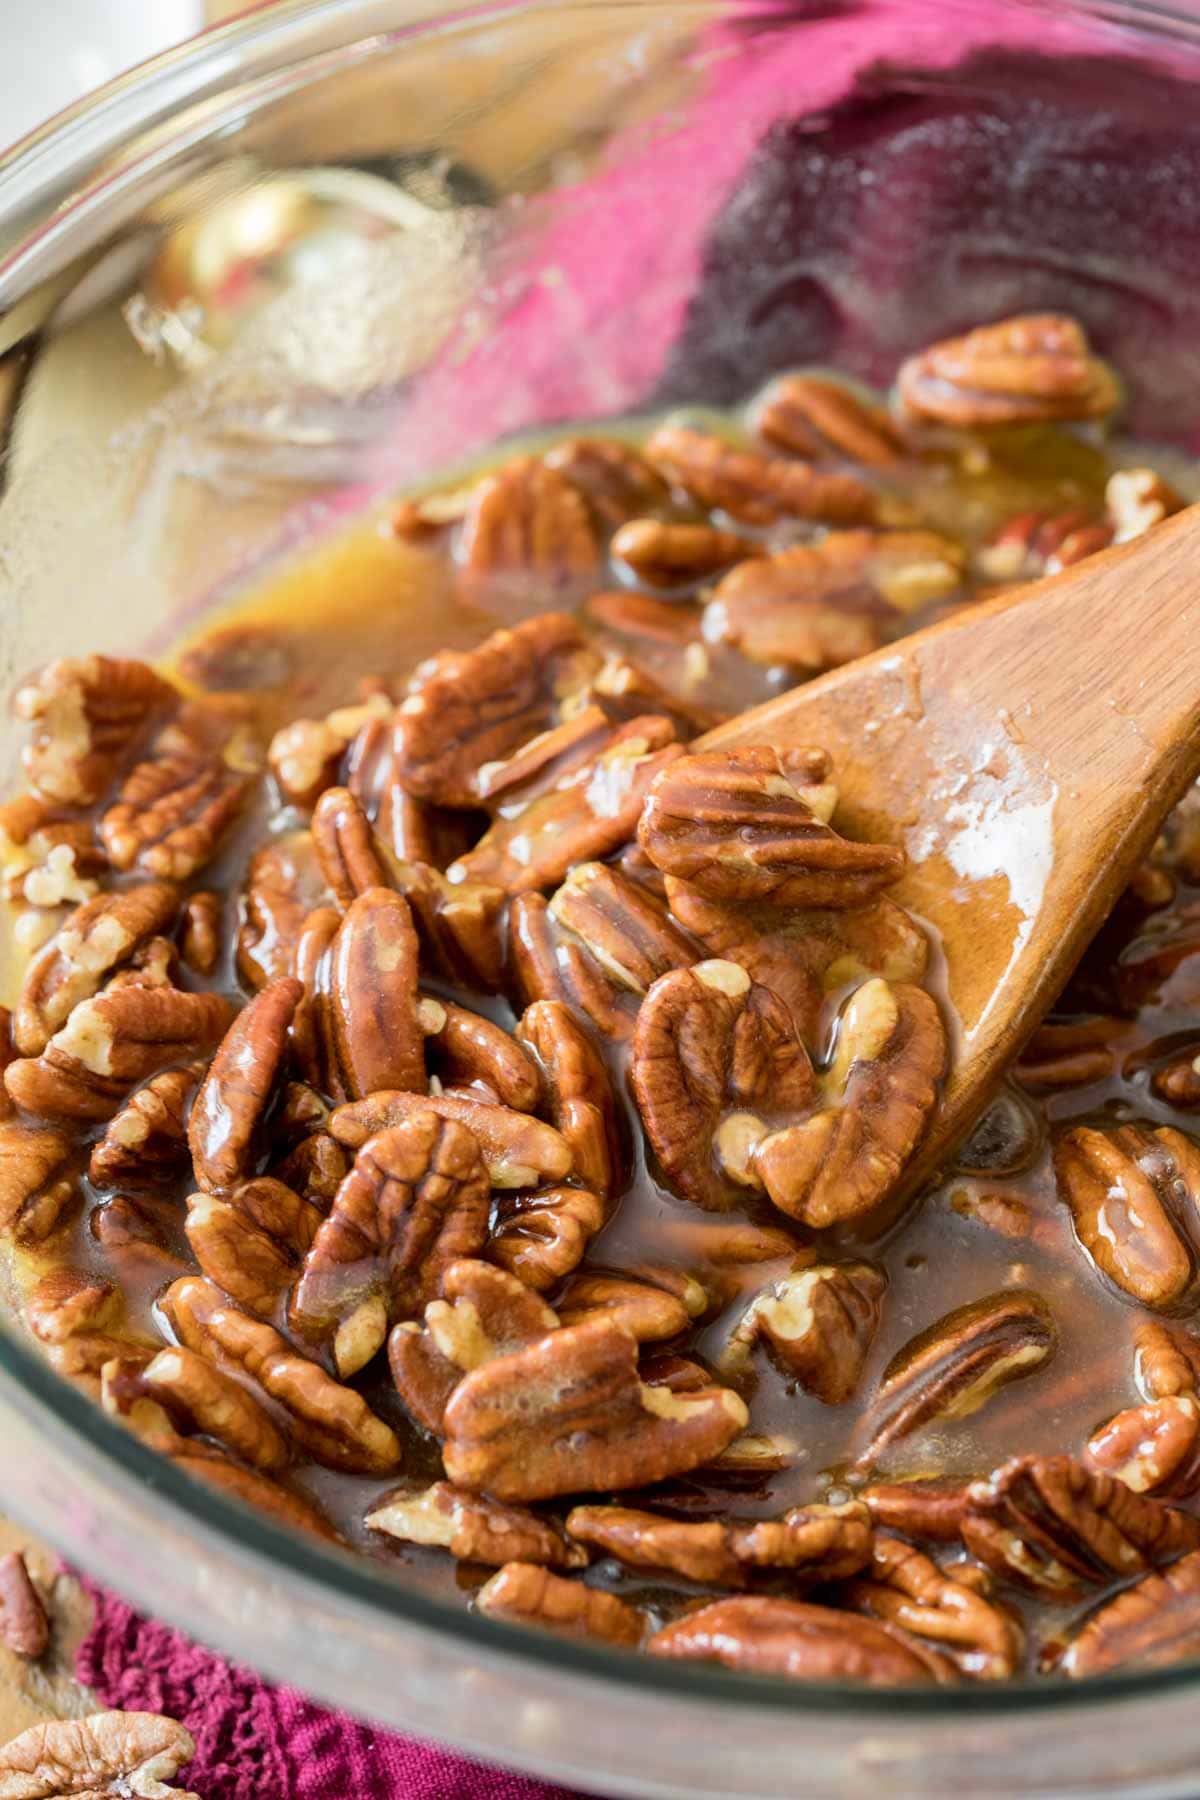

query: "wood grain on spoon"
(702, 500), (1200, 1193)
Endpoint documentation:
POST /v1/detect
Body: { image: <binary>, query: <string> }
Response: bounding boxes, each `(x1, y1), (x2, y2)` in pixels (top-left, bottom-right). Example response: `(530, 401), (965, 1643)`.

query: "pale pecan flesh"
(753, 372), (905, 466)
(722, 1262), (886, 1405)
(1062, 1548), (1200, 1677)
(639, 746), (902, 908)
(442, 1316), (746, 1502)
(185, 1177), (323, 1318)
(896, 313), (1120, 427)
(858, 1290), (1056, 1468)
(648, 1596), (956, 1685)
(14, 882), (181, 1056)
(391, 859), (506, 993)
(961, 1454), (1200, 1597)
(1107, 466), (1184, 543)
(0, 1552), (49, 1659)
(841, 1535), (1021, 1680)
(0, 1711), (199, 1799)
(567, 1499), (872, 1585)
(14, 656), (176, 806)
(330, 1090), (573, 1189)
(367, 1481), (586, 1570)
(0, 795), (104, 908)
(389, 1258), (558, 1431)
(644, 426), (877, 527)
(164, 1275), (400, 1473)
(290, 1115), (490, 1374)
(1054, 1123), (1200, 1308)
(475, 1563), (644, 1648)
(188, 978), (302, 1194)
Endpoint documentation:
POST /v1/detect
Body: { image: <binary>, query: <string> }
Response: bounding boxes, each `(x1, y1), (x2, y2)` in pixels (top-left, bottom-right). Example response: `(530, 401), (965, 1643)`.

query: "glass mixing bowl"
(5, 1), (1200, 1792)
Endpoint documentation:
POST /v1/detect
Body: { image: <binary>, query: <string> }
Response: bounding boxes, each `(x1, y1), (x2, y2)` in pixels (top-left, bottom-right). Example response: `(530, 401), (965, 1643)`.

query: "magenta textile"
(77, 1580), (587, 1800)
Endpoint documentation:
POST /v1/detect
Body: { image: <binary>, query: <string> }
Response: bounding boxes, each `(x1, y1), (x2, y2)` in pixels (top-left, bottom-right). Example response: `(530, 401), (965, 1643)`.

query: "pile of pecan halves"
(1, 312), (1197, 1689)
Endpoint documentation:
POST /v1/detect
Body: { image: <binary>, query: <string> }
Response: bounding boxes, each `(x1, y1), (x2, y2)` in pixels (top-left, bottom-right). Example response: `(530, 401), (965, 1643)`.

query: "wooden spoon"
(703, 502), (1200, 1194)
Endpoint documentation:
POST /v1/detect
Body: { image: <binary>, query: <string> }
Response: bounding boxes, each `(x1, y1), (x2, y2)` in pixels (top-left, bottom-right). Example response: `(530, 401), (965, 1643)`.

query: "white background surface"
(0, 0), (204, 148)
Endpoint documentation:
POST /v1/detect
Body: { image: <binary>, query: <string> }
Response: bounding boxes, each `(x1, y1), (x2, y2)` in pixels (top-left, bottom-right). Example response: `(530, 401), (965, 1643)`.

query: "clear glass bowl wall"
(3, 2), (1200, 1794)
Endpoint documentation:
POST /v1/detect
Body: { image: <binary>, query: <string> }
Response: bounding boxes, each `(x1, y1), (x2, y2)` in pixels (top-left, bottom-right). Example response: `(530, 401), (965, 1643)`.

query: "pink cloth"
(77, 1580), (587, 1800)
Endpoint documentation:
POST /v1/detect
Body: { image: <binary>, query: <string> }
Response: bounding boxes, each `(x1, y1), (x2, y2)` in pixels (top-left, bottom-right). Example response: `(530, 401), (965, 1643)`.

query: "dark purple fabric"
(77, 1581), (585, 1800)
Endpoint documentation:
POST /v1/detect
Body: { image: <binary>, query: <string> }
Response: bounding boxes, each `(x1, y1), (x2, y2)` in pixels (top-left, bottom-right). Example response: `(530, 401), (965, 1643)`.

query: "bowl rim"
(1, 0), (1200, 1730)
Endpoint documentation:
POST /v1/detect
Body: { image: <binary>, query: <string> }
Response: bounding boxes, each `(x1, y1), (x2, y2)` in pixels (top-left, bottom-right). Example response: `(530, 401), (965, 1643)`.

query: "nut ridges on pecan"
(14, 655), (177, 805)
(449, 714), (685, 896)
(291, 1115), (490, 1376)
(752, 371), (906, 467)
(960, 1454), (1200, 1598)
(327, 887), (426, 1100)
(271, 1130), (348, 1209)
(976, 509), (1113, 584)
(542, 436), (670, 529)
(549, 861), (701, 997)
(105, 1343), (291, 1474)
(475, 1563), (644, 1648)
(471, 705), (617, 812)
(488, 1185), (606, 1293)
(0, 1552), (49, 1659)
(1084, 1395), (1200, 1497)
(1062, 1547), (1200, 1677)
(390, 858), (506, 993)
(188, 978), (302, 1194)
(631, 959), (814, 1208)
(99, 707), (255, 881)
(722, 1262), (886, 1405)
(389, 1259), (560, 1430)
(1135, 1320), (1200, 1400)
(507, 891), (633, 1040)
(163, 1275), (400, 1474)
(25, 1268), (120, 1344)
(555, 1267), (707, 1343)
(610, 519), (759, 587)
(895, 313), (1120, 427)
(644, 425), (878, 527)
(754, 979), (945, 1228)
(14, 881), (182, 1056)
(236, 830), (332, 992)
(91, 1194), (191, 1288)
(841, 1534), (1022, 1680)
(394, 611), (598, 807)
(567, 1500), (873, 1586)
(185, 1177), (323, 1317)
(311, 785), (394, 907)
(5, 985), (234, 1123)
(422, 999), (542, 1113)
(860, 1479), (972, 1544)
(367, 1481), (586, 1570)
(0, 1120), (76, 1240)
(89, 1064), (202, 1189)
(0, 1712), (200, 1799)
(857, 1291), (1056, 1468)
(1053, 1123), (1200, 1308)
(516, 1001), (621, 1197)
(647, 1595), (956, 1685)
(443, 1314), (746, 1502)
(456, 457), (600, 592)
(639, 746), (904, 909)
(330, 1089), (573, 1189)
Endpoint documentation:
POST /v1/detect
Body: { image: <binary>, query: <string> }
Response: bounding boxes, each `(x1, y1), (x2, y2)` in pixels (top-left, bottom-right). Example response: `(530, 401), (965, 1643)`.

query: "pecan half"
(164, 1275), (400, 1473)
(177, 890), (221, 977)
(323, 887), (427, 1102)
(14, 883), (181, 1056)
(367, 1481), (586, 1569)
(722, 1262), (886, 1404)
(99, 710), (254, 880)
(422, 1000), (542, 1113)
(392, 859), (506, 993)
(1054, 1123), (1200, 1308)
(555, 1268), (706, 1343)
(896, 313), (1119, 426)
(632, 959), (814, 1207)
(508, 892), (632, 1040)
(330, 1090), (573, 1189)
(639, 746), (902, 908)
(961, 1454), (1200, 1597)
(457, 458), (600, 593)
(106, 1344), (291, 1473)
(310, 785), (394, 907)
(91, 1195), (190, 1288)
(542, 437), (669, 529)
(0, 1122), (76, 1242)
(610, 520), (758, 587)
(1084, 1396), (1200, 1497)
(6, 986), (233, 1123)
(858, 1291), (1056, 1467)
(89, 1065), (200, 1189)
(0, 795), (104, 908)
(236, 831), (331, 992)
(644, 426), (877, 527)
(0, 1553), (49, 1659)
(1135, 1320), (1200, 1400)
(0, 1711), (198, 1799)
(1062, 1547), (1200, 1677)
(475, 1563), (643, 1648)
(26, 1269), (120, 1343)
(977, 508), (1113, 583)
(754, 980), (945, 1228)
(15, 656), (176, 805)
(290, 1115), (490, 1374)
(488, 1185), (606, 1293)
(185, 1177), (323, 1317)
(567, 1499), (872, 1585)
(753, 373), (905, 466)
(394, 612), (597, 807)
(648, 1595), (955, 1684)
(841, 1535), (1021, 1680)
(267, 694), (390, 809)
(188, 978), (302, 1193)
(389, 1258), (559, 1431)
(1107, 466), (1184, 543)
(549, 861), (699, 997)
(516, 1001), (620, 1197)
(450, 715), (684, 896)
(442, 1315), (746, 1502)
(861, 1479), (971, 1544)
